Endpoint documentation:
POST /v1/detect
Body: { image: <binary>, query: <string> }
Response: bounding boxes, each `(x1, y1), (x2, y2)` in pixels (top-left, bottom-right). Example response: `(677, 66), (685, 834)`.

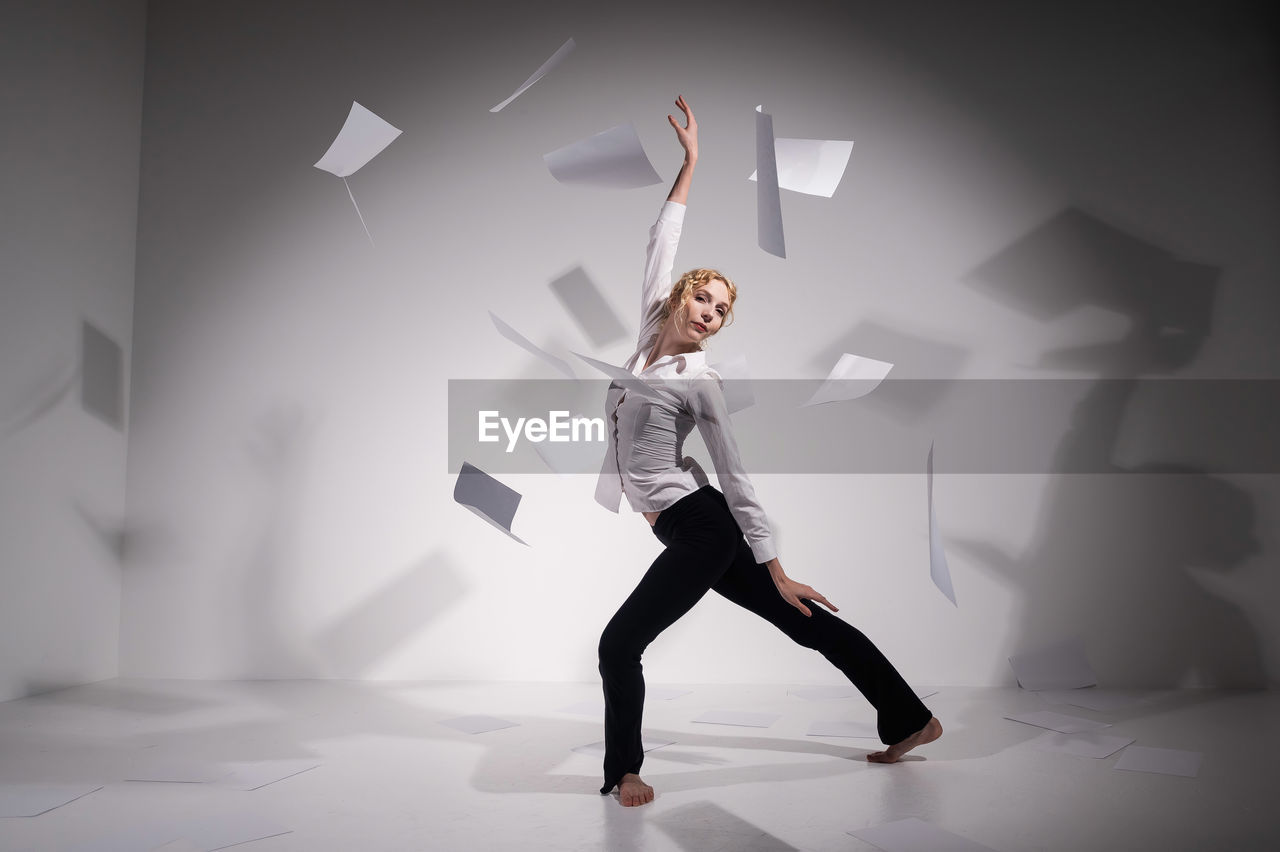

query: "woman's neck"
(645, 324), (698, 370)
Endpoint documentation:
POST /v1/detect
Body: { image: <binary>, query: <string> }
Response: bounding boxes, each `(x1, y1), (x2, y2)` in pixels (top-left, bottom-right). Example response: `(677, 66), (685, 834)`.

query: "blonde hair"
(659, 268), (737, 347)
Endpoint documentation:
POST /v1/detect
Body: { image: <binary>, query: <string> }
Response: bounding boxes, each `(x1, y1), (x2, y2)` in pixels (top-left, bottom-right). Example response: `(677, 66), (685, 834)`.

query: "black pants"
(597, 485), (933, 794)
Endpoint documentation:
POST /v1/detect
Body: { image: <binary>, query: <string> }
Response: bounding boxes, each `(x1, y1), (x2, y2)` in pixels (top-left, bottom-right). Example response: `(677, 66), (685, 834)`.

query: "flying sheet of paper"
(749, 138), (854, 198)
(557, 698), (604, 716)
(807, 720), (877, 738)
(709, 354), (755, 413)
(544, 123), (662, 189)
(692, 710), (780, 728)
(219, 760), (320, 791)
(549, 266), (627, 347)
(790, 685), (858, 701)
(1113, 745), (1202, 777)
(1036, 688), (1149, 712)
(1009, 636), (1097, 690)
(572, 737), (673, 756)
(489, 311), (575, 378)
(313, 101), (401, 246)
(437, 714), (520, 735)
(314, 101), (402, 177)
(1030, 731), (1134, 759)
(848, 817), (997, 852)
(490, 37), (575, 112)
(0, 783), (102, 817)
(928, 443), (958, 606)
(1004, 710), (1112, 734)
(803, 353), (893, 406)
(453, 462), (527, 545)
(572, 352), (665, 401)
(755, 106), (785, 257)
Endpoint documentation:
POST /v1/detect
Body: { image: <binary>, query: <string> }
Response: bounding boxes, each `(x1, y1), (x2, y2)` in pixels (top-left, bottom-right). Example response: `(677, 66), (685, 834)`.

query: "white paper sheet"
(749, 138), (854, 198)
(928, 443), (958, 606)
(807, 720), (878, 738)
(437, 714), (520, 735)
(572, 737), (673, 756)
(1009, 637), (1097, 691)
(789, 685), (858, 700)
(1030, 731), (1134, 759)
(1113, 745), (1202, 777)
(755, 106), (786, 257)
(544, 123), (662, 189)
(489, 311), (575, 378)
(708, 354), (755, 413)
(692, 710), (780, 728)
(453, 462), (527, 545)
(849, 817), (996, 852)
(490, 37), (575, 112)
(0, 783), (102, 817)
(802, 353), (893, 406)
(915, 685), (939, 700)
(572, 352), (665, 401)
(1004, 710), (1112, 734)
(313, 101), (402, 178)
(313, 101), (401, 245)
(219, 760), (320, 791)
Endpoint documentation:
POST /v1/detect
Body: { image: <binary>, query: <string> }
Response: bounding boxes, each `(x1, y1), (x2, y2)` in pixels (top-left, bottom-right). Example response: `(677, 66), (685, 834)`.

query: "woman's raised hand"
(667, 95), (698, 161)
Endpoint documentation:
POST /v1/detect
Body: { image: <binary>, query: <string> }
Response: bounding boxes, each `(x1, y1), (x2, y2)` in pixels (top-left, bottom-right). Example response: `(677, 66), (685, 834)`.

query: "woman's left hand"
(773, 576), (838, 618)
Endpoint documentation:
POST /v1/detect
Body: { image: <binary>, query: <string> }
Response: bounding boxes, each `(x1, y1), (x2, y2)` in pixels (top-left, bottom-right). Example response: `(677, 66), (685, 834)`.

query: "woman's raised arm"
(666, 95), (698, 204)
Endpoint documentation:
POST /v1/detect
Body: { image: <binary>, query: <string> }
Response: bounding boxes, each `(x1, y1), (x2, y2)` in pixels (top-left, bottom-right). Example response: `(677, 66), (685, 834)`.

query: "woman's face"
(674, 278), (731, 347)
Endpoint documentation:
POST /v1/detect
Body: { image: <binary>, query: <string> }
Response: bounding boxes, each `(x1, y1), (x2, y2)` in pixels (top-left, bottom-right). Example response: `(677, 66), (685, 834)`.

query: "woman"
(595, 95), (942, 807)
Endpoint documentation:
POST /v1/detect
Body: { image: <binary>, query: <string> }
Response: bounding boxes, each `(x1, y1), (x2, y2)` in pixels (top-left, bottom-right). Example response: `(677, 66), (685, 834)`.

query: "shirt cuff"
(748, 536), (777, 564)
(659, 200), (686, 224)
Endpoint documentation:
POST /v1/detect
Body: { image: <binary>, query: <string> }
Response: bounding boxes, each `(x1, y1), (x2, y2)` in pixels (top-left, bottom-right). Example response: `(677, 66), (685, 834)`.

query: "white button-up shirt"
(593, 201), (777, 564)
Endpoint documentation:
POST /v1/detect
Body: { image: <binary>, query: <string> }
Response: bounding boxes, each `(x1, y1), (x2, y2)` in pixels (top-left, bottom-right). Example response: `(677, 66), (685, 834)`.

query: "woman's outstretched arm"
(666, 95), (698, 204)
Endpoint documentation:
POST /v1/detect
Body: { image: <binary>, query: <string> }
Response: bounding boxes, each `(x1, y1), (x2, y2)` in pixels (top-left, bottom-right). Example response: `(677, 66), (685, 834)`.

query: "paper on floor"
(755, 106), (785, 257)
(556, 698), (604, 716)
(490, 37), (575, 112)
(175, 811), (292, 851)
(928, 443), (958, 606)
(489, 311), (575, 378)
(749, 138), (853, 198)
(849, 816), (996, 852)
(692, 709), (780, 728)
(453, 462), (527, 545)
(647, 686), (693, 700)
(1031, 731), (1134, 759)
(1004, 710), (1111, 734)
(802, 353), (893, 407)
(789, 685), (858, 700)
(437, 714), (520, 735)
(0, 783), (102, 818)
(544, 123), (662, 189)
(1036, 688), (1150, 712)
(1009, 637), (1097, 690)
(1113, 745), (1202, 777)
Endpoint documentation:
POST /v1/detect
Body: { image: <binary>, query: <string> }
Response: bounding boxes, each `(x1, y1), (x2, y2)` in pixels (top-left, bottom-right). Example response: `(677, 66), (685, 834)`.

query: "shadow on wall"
(955, 207), (1266, 687)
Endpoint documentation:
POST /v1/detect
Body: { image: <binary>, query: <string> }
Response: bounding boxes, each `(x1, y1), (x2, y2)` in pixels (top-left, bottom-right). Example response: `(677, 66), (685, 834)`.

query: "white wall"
(122, 0), (1280, 687)
(0, 0), (147, 702)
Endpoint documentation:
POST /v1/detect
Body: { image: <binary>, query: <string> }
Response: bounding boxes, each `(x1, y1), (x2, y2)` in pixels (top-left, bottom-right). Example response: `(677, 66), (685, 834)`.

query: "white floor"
(0, 679), (1276, 851)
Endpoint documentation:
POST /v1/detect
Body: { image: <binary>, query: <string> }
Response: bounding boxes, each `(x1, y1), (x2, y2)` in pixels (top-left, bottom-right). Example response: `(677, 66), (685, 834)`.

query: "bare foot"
(617, 772), (655, 806)
(867, 717), (943, 763)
